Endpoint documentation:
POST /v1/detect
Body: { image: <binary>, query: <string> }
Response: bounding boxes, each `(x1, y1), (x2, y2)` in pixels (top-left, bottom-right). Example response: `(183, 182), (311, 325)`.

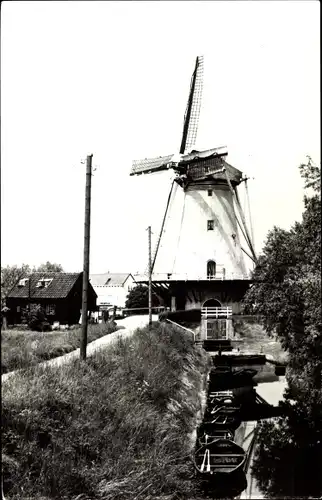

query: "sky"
(1, 1), (320, 274)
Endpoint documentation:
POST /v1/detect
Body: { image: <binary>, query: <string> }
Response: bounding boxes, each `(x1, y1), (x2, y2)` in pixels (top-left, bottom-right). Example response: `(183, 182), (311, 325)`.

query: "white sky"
(1, 1), (320, 274)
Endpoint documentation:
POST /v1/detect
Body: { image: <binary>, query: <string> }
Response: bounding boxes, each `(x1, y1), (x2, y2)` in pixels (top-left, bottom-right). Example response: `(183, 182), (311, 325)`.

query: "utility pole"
(80, 154), (93, 360)
(147, 225), (152, 327)
(28, 273), (31, 321)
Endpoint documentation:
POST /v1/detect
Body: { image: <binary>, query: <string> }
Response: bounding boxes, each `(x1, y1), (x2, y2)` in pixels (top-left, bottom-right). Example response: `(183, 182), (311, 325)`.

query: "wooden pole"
(147, 225), (152, 327)
(28, 273), (31, 322)
(80, 154), (93, 360)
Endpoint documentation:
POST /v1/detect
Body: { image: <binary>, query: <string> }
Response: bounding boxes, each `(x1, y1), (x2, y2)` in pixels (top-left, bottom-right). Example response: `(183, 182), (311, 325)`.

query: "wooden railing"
(165, 318), (196, 341)
(134, 272), (250, 282)
(201, 307), (232, 319)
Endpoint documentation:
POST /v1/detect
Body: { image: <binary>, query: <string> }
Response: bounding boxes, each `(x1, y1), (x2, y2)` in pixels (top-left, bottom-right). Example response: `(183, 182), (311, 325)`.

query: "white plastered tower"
(153, 178), (248, 280)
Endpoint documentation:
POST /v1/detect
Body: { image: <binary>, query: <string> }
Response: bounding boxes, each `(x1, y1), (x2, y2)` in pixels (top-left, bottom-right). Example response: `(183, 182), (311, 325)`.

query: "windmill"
(130, 56), (256, 317)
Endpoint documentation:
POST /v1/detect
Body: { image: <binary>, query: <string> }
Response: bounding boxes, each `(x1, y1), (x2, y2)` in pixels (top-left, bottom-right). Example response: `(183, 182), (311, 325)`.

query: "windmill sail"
(131, 56), (204, 176)
(179, 55), (204, 155)
(130, 154), (173, 176)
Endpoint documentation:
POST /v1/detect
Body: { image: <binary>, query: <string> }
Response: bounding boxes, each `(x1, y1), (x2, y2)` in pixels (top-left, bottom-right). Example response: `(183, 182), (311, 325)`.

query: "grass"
(232, 319), (289, 364)
(1, 322), (118, 374)
(2, 321), (210, 500)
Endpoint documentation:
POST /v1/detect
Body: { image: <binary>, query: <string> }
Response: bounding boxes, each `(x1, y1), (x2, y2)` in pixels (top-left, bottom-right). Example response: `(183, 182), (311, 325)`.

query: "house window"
(207, 260), (216, 278)
(18, 278), (29, 287)
(46, 304), (56, 315)
(207, 189), (212, 196)
(207, 220), (214, 231)
(36, 278), (53, 288)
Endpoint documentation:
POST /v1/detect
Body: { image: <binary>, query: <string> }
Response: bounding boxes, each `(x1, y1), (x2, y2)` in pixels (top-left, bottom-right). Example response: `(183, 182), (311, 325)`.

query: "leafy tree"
(243, 157), (322, 497)
(36, 261), (64, 273)
(125, 285), (160, 314)
(1, 264), (31, 304)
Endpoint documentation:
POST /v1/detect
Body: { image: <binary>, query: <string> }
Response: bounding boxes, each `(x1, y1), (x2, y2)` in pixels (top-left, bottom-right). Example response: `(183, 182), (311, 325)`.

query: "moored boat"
(208, 368), (257, 390)
(198, 430), (234, 446)
(213, 354), (266, 365)
(204, 404), (240, 420)
(193, 438), (246, 475)
(201, 414), (242, 433)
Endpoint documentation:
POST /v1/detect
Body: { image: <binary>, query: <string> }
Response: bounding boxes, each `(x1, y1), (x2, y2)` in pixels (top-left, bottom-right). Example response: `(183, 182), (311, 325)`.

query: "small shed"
(6, 272), (97, 325)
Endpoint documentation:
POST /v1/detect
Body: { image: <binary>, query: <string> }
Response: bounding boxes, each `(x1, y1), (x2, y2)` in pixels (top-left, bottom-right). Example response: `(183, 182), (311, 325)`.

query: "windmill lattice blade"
(180, 55), (204, 155)
(130, 154), (174, 176)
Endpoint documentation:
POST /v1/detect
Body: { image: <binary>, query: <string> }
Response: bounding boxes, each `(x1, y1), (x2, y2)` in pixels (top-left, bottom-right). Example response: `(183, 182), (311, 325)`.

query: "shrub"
(28, 307), (51, 332)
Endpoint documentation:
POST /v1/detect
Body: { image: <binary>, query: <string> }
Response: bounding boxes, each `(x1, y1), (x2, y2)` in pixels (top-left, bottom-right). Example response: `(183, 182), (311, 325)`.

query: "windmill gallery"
(131, 56), (257, 337)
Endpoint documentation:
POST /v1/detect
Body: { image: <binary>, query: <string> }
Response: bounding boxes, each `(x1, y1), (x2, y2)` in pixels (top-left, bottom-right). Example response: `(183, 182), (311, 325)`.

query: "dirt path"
(2, 315), (158, 383)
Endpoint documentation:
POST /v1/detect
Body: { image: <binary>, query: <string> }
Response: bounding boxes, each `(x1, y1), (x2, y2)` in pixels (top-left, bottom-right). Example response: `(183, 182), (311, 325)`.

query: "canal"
(194, 321), (288, 499)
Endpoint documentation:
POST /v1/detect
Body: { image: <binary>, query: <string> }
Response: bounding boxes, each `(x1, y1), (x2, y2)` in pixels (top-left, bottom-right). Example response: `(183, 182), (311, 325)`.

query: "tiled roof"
(90, 273), (133, 287)
(7, 273), (82, 299)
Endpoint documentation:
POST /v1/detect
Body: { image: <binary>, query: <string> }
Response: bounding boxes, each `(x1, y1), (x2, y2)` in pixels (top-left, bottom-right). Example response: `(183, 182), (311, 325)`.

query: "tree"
(243, 157), (322, 497)
(36, 262), (64, 273)
(1, 264), (31, 304)
(125, 285), (160, 314)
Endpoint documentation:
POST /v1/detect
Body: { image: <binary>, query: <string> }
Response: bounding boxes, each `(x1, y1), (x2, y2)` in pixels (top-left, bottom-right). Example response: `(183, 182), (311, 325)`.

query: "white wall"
(153, 182), (248, 279)
(93, 275), (135, 308)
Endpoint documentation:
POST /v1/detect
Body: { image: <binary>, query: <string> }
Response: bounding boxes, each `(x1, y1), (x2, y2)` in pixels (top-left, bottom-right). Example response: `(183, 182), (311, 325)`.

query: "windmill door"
(206, 319), (228, 340)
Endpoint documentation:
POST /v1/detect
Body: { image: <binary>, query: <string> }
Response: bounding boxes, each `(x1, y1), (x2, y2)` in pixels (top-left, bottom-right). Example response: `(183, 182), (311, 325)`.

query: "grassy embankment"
(2, 322), (211, 500)
(1, 322), (118, 374)
(232, 318), (289, 364)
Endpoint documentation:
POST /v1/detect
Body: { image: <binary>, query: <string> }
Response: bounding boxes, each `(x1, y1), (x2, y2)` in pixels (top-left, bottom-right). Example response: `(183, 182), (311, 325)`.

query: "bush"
(2, 322), (210, 499)
(27, 307), (51, 332)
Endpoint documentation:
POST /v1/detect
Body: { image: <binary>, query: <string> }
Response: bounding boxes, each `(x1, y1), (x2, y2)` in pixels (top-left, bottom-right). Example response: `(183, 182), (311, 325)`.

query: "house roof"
(7, 272), (84, 299)
(90, 273), (133, 287)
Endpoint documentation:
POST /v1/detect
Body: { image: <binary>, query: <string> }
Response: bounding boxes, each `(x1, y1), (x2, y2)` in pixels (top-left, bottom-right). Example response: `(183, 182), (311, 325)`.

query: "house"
(6, 272), (97, 325)
(89, 273), (136, 315)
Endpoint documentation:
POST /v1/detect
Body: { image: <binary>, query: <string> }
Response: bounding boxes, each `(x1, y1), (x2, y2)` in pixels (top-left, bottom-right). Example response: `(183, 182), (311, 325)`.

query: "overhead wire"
(151, 178), (177, 272)
(171, 188), (187, 274)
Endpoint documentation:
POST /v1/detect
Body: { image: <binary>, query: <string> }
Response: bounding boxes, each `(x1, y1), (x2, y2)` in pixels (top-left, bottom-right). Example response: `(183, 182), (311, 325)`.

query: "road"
(2, 315), (158, 383)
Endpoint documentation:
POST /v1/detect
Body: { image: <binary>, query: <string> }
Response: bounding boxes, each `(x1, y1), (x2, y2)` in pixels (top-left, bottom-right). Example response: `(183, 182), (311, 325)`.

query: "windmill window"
(207, 220), (214, 231)
(207, 260), (216, 278)
(207, 190), (212, 196)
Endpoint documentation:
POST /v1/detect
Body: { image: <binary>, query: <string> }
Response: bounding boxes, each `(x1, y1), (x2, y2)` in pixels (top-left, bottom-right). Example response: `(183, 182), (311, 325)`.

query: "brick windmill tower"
(131, 56), (256, 335)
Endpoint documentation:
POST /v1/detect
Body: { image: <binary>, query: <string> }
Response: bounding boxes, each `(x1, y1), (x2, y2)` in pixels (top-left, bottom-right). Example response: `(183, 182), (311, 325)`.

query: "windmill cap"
(171, 153), (183, 164)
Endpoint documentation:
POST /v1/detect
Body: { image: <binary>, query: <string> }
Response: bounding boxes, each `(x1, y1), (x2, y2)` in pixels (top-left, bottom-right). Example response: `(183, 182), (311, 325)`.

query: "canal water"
(198, 357), (287, 499)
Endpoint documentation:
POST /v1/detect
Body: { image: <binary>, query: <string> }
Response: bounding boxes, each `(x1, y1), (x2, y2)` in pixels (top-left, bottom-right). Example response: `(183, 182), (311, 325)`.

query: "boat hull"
(193, 438), (246, 475)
